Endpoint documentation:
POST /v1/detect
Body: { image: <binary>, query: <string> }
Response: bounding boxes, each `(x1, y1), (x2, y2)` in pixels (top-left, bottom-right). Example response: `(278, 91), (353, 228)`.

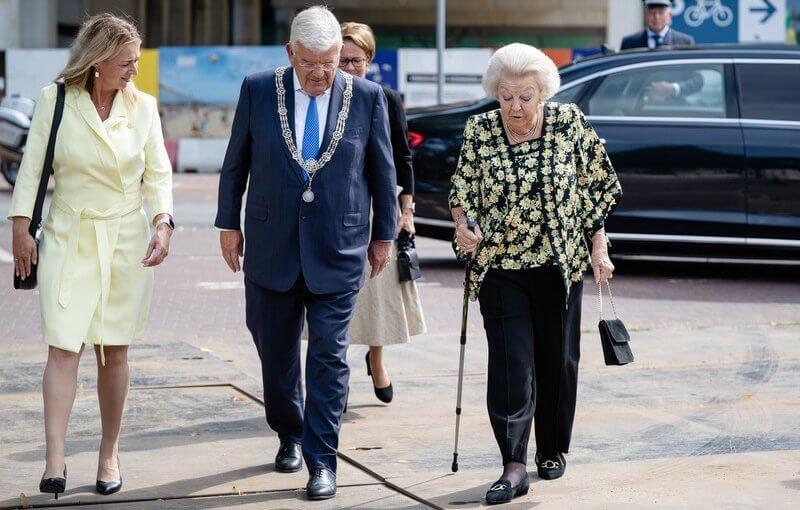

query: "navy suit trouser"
(245, 274), (358, 473)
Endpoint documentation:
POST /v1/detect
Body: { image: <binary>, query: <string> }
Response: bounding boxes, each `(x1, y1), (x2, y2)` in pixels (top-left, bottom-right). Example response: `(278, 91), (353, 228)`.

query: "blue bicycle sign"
(684, 0), (735, 27)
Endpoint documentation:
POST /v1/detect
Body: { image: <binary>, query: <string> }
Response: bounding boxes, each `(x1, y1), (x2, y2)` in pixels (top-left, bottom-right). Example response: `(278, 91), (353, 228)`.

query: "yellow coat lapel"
(69, 88), (127, 167)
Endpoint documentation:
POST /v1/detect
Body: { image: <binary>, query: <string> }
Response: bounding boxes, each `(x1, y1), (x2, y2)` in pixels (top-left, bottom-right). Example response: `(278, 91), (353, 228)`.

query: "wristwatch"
(156, 217), (175, 230)
(402, 202), (416, 214)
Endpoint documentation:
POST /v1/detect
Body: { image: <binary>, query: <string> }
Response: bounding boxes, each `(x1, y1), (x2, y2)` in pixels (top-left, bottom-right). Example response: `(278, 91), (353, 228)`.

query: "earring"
(94, 70), (100, 78)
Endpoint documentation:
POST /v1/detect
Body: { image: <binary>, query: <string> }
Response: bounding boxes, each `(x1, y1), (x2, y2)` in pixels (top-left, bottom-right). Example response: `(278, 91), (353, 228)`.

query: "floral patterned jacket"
(449, 103), (623, 301)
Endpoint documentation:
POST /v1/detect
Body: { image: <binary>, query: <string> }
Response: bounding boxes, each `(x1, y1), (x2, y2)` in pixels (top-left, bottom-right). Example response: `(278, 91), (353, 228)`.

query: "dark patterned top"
(449, 103), (622, 301)
(489, 133), (556, 270)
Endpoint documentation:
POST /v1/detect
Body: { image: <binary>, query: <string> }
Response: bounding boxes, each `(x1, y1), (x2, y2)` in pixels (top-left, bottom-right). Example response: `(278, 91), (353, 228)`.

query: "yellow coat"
(8, 83), (173, 356)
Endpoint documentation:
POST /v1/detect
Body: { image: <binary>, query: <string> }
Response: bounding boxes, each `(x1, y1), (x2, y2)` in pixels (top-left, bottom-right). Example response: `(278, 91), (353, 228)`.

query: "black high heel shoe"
(39, 465), (67, 500)
(96, 456), (122, 496)
(365, 351), (393, 403)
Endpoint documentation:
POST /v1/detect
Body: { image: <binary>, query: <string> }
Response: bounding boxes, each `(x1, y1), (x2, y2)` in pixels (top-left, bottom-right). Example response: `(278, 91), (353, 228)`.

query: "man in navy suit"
(621, 0), (701, 100)
(215, 5), (397, 500)
(621, 0), (695, 50)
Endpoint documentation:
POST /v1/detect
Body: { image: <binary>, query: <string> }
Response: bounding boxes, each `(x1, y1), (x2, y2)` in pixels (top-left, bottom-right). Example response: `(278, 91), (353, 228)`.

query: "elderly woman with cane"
(449, 43), (621, 504)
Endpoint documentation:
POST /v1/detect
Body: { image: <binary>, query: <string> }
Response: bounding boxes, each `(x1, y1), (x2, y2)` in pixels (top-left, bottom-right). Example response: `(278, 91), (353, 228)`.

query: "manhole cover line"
(128, 382), (444, 510)
(2, 483), (382, 510)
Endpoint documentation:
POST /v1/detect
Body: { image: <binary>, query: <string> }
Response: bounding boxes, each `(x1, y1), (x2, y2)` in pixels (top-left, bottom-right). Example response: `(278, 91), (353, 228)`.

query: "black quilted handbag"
(396, 229), (421, 282)
(598, 281), (634, 366)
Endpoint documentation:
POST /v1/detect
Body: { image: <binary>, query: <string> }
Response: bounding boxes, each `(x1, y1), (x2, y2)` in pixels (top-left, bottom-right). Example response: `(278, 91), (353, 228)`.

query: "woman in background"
(339, 21), (426, 404)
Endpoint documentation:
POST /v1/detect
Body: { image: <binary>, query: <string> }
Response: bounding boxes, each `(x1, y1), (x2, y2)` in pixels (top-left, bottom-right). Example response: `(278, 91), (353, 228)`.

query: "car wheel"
(1, 160), (19, 186)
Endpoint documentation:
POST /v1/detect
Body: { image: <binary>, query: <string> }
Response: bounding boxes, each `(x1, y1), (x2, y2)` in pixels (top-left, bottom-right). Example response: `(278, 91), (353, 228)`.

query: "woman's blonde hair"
(341, 22), (376, 62)
(59, 13), (141, 103)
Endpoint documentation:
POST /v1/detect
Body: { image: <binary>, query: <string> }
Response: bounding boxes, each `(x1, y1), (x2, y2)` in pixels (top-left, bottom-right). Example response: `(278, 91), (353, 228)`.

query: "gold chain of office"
(275, 66), (353, 180)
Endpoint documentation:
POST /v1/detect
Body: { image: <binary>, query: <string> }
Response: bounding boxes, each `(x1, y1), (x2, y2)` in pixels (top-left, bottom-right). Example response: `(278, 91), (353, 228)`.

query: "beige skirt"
(301, 242), (427, 346)
(348, 242), (427, 346)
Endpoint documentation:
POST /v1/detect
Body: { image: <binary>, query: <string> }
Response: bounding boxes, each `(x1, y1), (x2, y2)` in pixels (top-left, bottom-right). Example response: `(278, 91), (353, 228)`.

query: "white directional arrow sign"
(739, 0), (786, 42)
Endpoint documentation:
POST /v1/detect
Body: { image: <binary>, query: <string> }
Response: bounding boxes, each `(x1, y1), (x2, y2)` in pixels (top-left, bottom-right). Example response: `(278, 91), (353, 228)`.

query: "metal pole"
(436, 0), (445, 104)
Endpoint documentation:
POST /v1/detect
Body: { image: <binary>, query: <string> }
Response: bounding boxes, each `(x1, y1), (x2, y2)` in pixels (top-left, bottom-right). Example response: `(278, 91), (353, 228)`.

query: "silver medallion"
(302, 189), (315, 203)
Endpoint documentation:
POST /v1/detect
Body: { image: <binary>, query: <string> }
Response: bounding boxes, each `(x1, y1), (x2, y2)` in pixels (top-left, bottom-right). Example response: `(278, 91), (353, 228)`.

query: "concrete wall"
(273, 0), (608, 28)
(606, 0), (644, 50)
(0, 0), (57, 49)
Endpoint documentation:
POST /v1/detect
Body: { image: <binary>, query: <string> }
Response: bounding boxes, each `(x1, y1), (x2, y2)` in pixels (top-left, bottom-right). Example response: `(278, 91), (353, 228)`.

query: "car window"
(587, 64), (726, 119)
(738, 63), (800, 122)
(550, 83), (587, 105)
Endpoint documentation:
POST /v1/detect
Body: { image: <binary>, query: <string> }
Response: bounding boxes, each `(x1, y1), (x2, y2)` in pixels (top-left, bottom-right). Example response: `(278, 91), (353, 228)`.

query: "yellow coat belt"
(51, 194), (144, 365)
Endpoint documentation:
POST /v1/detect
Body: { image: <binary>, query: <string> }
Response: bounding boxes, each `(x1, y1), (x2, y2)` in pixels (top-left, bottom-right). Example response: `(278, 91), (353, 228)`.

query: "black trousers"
(478, 266), (582, 465)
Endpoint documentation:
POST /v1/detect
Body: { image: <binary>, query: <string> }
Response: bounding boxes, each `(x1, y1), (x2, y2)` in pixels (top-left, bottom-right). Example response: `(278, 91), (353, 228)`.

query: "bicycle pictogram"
(684, 0), (734, 27)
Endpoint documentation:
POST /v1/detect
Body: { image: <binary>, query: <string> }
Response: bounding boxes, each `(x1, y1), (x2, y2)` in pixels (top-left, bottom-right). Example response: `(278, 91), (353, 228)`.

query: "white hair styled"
(290, 6), (343, 52)
(482, 43), (561, 100)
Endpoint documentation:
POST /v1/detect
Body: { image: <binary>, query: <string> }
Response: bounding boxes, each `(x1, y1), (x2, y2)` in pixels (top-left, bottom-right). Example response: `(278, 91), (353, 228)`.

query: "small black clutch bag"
(13, 82), (65, 291)
(598, 281), (634, 366)
(397, 229), (422, 282)
(13, 233), (40, 290)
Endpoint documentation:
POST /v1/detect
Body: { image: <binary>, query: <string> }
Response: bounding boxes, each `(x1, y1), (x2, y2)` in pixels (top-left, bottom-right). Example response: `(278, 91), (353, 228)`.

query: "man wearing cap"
(622, 0), (695, 50)
(620, 0), (701, 101)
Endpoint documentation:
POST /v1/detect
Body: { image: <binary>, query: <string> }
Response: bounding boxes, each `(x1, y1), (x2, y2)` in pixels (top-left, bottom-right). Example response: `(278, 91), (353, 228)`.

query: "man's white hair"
(482, 43), (561, 100)
(290, 6), (343, 53)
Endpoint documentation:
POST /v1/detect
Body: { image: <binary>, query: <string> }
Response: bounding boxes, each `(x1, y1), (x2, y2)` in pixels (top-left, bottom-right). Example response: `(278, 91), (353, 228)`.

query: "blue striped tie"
(301, 96), (319, 182)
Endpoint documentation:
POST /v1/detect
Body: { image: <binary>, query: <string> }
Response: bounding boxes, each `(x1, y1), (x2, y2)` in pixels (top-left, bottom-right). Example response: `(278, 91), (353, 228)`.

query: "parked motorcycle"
(0, 94), (35, 186)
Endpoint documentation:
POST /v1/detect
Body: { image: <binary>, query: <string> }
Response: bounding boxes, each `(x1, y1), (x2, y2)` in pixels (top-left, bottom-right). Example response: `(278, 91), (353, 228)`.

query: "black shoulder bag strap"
(28, 82), (66, 237)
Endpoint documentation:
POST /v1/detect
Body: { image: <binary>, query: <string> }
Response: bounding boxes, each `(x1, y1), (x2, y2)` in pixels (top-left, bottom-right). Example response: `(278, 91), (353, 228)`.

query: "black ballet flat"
(536, 452), (566, 480)
(485, 474), (530, 505)
(39, 465), (67, 500)
(96, 456), (122, 496)
(365, 352), (393, 403)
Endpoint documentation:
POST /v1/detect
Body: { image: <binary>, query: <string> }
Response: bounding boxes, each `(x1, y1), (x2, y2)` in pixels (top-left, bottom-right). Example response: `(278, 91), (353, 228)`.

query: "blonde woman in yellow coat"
(9, 14), (173, 498)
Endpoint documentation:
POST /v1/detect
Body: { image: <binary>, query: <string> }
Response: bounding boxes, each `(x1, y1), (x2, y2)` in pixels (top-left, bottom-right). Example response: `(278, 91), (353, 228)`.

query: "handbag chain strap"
(598, 280), (619, 321)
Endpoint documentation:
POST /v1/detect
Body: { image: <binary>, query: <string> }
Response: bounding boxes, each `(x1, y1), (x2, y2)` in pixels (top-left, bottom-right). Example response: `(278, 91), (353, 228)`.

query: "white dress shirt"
(293, 70), (330, 153)
(646, 26), (670, 48)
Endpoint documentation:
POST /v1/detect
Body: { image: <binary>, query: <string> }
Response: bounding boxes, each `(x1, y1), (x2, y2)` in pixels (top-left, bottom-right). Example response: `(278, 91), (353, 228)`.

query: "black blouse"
(382, 86), (414, 196)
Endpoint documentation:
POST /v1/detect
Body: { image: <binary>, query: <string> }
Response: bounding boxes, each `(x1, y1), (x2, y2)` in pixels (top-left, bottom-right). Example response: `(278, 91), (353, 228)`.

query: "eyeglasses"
(339, 57), (367, 69)
(298, 61), (337, 72)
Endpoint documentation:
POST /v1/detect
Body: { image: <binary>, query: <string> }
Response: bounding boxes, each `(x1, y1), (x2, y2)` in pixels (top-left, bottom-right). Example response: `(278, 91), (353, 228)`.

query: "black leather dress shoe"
(39, 465), (67, 500)
(95, 457), (122, 496)
(536, 452), (566, 480)
(306, 468), (336, 500)
(275, 441), (302, 473)
(365, 352), (393, 403)
(485, 474), (530, 505)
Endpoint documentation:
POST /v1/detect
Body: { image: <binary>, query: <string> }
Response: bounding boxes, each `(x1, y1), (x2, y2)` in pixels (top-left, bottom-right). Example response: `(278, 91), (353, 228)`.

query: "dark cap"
(644, 0), (672, 7)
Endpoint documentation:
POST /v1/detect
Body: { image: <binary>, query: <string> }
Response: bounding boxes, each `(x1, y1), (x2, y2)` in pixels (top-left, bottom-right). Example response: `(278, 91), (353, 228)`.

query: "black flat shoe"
(536, 452), (566, 480)
(95, 456), (122, 496)
(275, 441), (303, 473)
(306, 467), (336, 500)
(39, 465), (67, 500)
(365, 352), (393, 403)
(485, 474), (530, 505)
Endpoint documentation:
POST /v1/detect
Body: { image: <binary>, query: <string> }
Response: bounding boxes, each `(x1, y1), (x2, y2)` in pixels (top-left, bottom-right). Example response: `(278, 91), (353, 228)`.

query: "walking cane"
(452, 219), (476, 473)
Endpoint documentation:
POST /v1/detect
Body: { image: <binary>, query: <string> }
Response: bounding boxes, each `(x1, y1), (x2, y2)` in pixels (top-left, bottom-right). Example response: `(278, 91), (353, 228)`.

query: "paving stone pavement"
(1, 175), (799, 509)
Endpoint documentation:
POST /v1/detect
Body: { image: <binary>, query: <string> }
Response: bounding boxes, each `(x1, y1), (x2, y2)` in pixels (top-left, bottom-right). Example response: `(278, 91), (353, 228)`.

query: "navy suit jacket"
(620, 28), (702, 97)
(215, 69), (398, 294)
(620, 28), (695, 50)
